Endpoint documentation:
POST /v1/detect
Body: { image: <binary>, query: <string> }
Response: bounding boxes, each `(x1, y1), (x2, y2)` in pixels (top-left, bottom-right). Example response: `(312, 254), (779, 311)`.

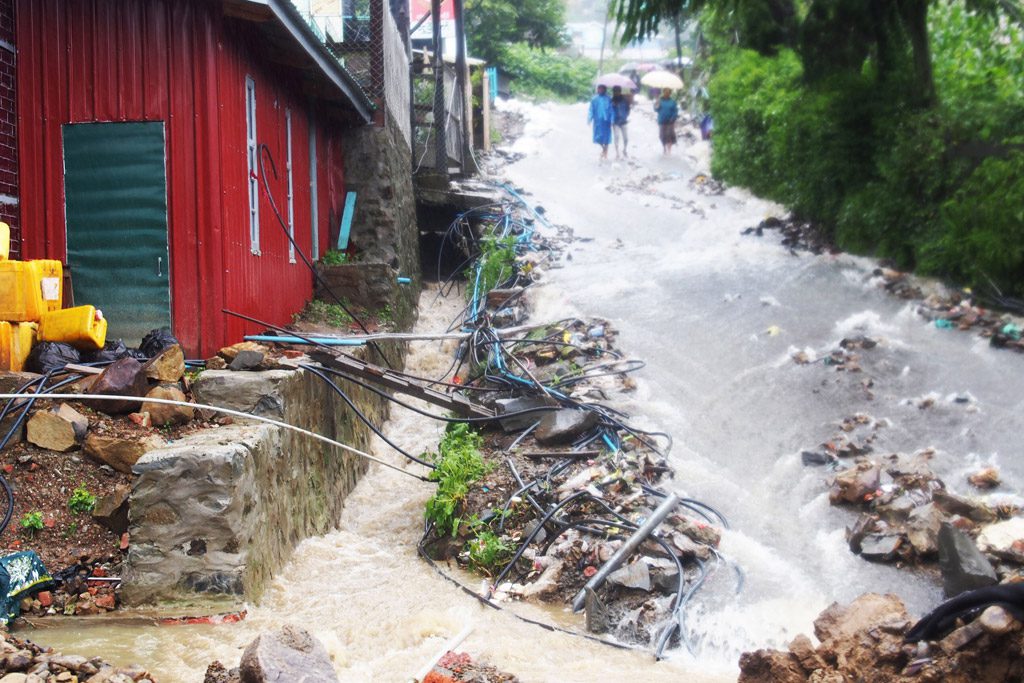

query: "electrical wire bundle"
(403, 184), (741, 659)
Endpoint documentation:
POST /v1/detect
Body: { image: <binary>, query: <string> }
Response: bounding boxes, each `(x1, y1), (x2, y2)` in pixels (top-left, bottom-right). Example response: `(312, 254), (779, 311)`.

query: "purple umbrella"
(593, 73), (638, 91)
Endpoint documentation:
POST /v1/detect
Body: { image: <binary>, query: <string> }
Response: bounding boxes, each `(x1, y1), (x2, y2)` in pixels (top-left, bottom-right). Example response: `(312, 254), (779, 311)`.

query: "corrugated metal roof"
(230, 0), (376, 122)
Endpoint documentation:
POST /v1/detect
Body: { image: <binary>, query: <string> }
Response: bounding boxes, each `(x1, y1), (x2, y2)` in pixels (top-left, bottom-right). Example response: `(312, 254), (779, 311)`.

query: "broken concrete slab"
(534, 409), (599, 446)
(191, 370), (293, 419)
(938, 522), (998, 597)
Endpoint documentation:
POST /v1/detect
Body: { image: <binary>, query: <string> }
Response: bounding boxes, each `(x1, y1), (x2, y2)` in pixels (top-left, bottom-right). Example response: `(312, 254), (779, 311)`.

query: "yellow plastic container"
(0, 259), (63, 321)
(0, 321), (37, 372)
(0, 222), (9, 260)
(38, 305), (107, 350)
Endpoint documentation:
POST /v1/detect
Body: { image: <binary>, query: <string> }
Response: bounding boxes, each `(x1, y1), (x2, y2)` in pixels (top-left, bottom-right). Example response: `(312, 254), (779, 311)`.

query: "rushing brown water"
(31, 288), (727, 682)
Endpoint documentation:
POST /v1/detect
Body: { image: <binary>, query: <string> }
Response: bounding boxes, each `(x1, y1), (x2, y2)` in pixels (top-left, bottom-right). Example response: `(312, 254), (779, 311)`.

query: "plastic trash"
(139, 327), (180, 358)
(82, 340), (132, 364)
(25, 341), (81, 374)
(934, 319), (954, 329)
(1001, 323), (1022, 340)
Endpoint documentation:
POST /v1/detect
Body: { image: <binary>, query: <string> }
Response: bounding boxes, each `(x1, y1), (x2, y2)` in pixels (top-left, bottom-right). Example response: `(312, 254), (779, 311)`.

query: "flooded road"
(33, 101), (1024, 680)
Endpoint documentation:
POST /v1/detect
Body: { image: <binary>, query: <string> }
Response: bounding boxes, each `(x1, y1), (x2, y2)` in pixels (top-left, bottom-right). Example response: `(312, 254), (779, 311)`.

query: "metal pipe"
(571, 492), (680, 612)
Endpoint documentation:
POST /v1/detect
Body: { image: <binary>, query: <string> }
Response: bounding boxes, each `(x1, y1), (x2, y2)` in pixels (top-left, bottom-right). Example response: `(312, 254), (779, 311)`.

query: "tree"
(613, 0), (1023, 108)
(464, 0), (568, 63)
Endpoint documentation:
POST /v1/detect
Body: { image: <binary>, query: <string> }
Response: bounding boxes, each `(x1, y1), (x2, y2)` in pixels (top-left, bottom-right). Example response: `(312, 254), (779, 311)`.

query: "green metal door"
(63, 122), (171, 345)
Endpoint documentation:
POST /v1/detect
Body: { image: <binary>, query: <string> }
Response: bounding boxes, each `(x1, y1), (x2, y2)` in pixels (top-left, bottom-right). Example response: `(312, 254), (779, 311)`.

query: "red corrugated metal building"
(16, 0), (375, 356)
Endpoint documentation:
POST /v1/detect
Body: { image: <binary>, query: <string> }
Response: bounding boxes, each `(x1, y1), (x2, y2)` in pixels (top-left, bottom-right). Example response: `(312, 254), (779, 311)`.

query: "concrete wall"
(122, 345), (402, 608)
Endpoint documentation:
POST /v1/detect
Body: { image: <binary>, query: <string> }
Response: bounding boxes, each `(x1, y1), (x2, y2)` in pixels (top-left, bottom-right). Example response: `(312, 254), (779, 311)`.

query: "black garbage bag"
(139, 327), (180, 358)
(25, 342), (81, 374)
(81, 340), (130, 364)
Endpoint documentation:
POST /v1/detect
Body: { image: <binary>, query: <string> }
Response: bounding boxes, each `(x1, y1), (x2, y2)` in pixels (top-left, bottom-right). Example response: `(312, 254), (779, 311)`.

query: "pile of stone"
(202, 342), (306, 373)
(738, 592), (1024, 682)
(740, 216), (836, 255)
(0, 629), (155, 682)
(803, 414), (1024, 591)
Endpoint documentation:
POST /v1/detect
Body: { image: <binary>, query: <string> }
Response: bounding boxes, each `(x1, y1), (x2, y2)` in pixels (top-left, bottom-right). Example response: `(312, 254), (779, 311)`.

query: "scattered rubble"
(416, 190), (724, 658)
(0, 628), (155, 681)
(739, 590), (1024, 682)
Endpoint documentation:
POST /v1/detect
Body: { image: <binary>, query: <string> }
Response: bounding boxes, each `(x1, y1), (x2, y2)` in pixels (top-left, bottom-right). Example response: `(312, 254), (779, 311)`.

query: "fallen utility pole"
(309, 349), (495, 419)
(571, 492), (680, 612)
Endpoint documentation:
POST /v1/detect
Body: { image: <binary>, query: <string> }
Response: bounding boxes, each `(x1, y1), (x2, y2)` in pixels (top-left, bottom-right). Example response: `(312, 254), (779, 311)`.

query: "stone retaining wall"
(121, 343), (402, 608)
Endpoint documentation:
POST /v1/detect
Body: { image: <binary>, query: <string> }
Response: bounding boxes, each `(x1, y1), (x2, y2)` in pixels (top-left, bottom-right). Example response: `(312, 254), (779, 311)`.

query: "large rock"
(84, 433), (165, 473)
(976, 517), (1024, 563)
(906, 502), (943, 556)
(933, 489), (997, 524)
(494, 395), (557, 433)
(534, 409), (599, 446)
(239, 625), (338, 683)
(26, 407), (81, 452)
(938, 522), (998, 597)
(192, 370), (292, 419)
(737, 649), (807, 683)
(83, 358), (149, 414)
(143, 344), (186, 383)
(92, 484), (131, 535)
(141, 385), (194, 427)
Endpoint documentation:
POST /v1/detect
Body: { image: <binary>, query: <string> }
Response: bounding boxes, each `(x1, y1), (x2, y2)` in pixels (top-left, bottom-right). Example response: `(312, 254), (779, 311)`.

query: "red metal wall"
(16, 0), (347, 356)
(0, 0), (17, 257)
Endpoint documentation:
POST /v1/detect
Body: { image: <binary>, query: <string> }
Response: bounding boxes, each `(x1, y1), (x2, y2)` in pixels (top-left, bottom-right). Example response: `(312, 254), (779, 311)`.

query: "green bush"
(706, 2), (1024, 298)
(500, 43), (597, 102)
(920, 151), (1024, 297)
(425, 423), (489, 537)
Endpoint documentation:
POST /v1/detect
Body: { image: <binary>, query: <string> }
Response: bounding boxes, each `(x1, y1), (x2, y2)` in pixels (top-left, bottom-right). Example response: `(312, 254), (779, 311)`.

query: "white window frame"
(285, 107), (296, 263)
(246, 75), (260, 255)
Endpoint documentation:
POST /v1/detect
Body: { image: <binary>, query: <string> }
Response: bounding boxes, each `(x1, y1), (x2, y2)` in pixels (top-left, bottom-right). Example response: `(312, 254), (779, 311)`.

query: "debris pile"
(422, 652), (519, 683)
(798, 408), (1024, 586)
(740, 216), (835, 255)
(606, 172), (707, 215)
(739, 590), (1024, 682)
(407, 188), (729, 658)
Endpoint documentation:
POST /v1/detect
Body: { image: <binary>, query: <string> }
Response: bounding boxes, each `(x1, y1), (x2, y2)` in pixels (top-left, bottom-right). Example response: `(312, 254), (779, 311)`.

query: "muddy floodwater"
(32, 100), (1024, 681)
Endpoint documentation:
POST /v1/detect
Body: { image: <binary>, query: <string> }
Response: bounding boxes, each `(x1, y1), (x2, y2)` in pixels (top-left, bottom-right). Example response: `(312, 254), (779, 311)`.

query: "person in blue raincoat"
(587, 85), (613, 161)
(654, 88), (679, 155)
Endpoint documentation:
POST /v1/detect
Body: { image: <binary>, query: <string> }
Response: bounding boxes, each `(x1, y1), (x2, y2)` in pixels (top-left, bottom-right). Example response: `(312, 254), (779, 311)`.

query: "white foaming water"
(31, 289), (730, 682)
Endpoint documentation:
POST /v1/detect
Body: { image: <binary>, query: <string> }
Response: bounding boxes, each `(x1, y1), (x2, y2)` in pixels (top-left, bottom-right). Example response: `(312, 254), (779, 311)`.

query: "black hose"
(300, 364), (436, 470)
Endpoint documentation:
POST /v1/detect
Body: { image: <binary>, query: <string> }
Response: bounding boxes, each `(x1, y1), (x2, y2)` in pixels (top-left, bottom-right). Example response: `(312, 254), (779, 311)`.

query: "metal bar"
(245, 331), (469, 344)
(337, 191), (357, 250)
(410, 10), (431, 35)
(452, 0), (473, 173)
(571, 493), (680, 612)
(430, 0), (447, 175)
(523, 450), (601, 459)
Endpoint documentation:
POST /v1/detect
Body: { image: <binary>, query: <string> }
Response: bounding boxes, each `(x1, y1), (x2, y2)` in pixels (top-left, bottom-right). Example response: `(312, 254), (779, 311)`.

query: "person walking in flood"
(588, 85), (613, 161)
(610, 85), (631, 159)
(654, 88), (679, 156)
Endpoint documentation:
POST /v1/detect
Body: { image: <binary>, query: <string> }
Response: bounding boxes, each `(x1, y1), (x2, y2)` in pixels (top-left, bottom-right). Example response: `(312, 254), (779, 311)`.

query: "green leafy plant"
(319, 249), (350, 265)
(296, 299), (354, 328)
(424, 423), (489, 537)
(20, 511), (44, 536)
(63, 522), (78, 539)
(467, 235), (517, 301)
(68, 485), (97, 514)
(466, 528), (513, 576)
